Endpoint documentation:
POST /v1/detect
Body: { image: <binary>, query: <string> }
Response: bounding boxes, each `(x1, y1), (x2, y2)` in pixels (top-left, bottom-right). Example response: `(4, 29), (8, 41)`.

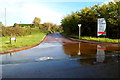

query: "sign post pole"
(78, 24), (81, 39)
(78, 24), (81, 55)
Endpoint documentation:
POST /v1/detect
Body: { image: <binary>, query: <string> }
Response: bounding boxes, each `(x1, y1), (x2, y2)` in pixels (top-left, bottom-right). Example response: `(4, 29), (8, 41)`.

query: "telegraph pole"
(5, 8), (6, 26)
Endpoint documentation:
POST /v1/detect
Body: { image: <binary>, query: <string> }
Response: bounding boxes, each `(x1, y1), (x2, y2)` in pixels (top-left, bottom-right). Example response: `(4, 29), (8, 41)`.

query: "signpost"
(78, 24), (81, 55)
(78, 24), (81, 39)
(97, 18), (106, 37)
(10, 37), (16, 44)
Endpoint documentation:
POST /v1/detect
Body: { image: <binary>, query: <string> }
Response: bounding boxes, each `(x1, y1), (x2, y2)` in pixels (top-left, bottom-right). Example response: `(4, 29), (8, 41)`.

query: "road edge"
(63, 35), (120, 45)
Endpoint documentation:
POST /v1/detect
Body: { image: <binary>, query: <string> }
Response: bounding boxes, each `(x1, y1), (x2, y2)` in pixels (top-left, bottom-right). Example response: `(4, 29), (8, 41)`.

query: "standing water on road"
(1, 33), (119, 65)
(0, 33), (120, 78)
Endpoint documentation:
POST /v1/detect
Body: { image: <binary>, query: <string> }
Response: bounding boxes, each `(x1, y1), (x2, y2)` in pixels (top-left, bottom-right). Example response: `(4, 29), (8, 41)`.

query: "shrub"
(42, 22), (63, 33)
(2, 27), (31, 37)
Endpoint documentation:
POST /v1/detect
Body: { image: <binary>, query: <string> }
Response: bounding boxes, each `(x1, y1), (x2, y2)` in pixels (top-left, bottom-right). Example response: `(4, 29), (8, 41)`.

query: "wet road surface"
(0, 33), (120, 78)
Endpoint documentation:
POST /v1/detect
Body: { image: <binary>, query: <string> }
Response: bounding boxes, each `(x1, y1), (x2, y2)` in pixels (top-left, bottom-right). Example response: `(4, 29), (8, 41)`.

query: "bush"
(42, 22), (63, 33)
(2, 27), (31, 37)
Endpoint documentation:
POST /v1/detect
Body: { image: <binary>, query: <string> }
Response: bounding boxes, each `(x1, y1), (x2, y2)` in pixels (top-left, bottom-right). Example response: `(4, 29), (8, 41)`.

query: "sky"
(0, 0), (115, 26)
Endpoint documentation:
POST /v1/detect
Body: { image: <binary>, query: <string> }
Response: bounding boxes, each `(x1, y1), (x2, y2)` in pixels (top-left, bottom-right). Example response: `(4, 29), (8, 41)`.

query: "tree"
(13, 23), (19, 27)
(0, 22), (3, 27)
(32, 17), (41, 27)
(61, 1), (119, 38)
(43, 22), (62, 33)
(78, 7), (98, 36)
(61, 12), (80, 35)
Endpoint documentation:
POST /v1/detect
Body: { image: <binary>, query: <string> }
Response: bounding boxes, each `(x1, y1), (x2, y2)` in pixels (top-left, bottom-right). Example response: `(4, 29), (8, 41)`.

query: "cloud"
(0, 0), (63, 26)
(102, 0), (115, 5)
(0, 0), (110, 26)
(20, 4), (63, 24)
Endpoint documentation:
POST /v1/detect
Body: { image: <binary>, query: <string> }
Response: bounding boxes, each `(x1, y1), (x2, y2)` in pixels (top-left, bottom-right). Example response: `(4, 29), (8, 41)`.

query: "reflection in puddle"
(78, 42), (81, 56)
(77, 55), (119, 66)
(63, 42), (97, 56)
(96, 45), (105, 63)
(63, 42), (120, 65)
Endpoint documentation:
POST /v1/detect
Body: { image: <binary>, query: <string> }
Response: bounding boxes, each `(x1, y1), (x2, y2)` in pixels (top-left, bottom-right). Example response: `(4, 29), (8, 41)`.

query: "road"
(0, 32), (120, 78)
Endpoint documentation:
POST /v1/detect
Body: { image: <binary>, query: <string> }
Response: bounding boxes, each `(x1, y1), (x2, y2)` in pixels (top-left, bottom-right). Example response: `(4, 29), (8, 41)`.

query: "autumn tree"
(42, 22), (63, 33)
(32, 17), (41, 28)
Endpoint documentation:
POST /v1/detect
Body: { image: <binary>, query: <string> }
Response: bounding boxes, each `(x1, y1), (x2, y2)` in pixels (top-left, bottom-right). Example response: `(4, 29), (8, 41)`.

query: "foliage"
(0, 22), (3, 27)
(19, 24), (32, 27)
(62, 13), (80, 35)
(68, 35), (119, 43)
(2, 22), (62, 37)
(32, 17), (41, 28)
(0, 22), (3, 37)
(81, 36), (119, 43)
(2, 26), (45, 37)
(2, 27), (31, 36)
(61, 1), (119, 39)
(13, 23), (19, 27)
(40, 22), (63, 33)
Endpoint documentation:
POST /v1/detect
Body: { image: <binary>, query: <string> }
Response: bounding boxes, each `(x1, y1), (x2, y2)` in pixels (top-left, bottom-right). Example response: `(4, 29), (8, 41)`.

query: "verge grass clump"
(68, 35), (119, 43)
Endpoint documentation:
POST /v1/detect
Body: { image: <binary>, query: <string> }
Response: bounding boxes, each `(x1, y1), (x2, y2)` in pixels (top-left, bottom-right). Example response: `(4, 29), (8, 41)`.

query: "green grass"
(1, 33), (46, 51)
(69, 35), (120, 43)
(81, 36), (119, 43)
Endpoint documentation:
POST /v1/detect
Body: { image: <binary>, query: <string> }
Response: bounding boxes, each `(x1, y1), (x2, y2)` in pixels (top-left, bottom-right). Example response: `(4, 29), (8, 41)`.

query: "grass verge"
(1, 33), (46, 51)
(69, 35), (120, 43)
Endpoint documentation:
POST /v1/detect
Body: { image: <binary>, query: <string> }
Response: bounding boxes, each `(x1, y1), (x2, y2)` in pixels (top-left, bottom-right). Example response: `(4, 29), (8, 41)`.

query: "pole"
(5, 8), (6, 26)
(78, 24), (81, 39)
(78, 24), (81, 55)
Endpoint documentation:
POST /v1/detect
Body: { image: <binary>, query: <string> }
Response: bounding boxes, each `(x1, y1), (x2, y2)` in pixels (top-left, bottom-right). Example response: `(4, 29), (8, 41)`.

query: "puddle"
(36, 42), (62, 48)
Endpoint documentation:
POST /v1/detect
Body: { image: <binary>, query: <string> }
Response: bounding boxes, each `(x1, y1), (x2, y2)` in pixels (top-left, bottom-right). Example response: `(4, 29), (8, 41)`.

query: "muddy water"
(63, 42), (120, 65)
(1, 33), (120, 65)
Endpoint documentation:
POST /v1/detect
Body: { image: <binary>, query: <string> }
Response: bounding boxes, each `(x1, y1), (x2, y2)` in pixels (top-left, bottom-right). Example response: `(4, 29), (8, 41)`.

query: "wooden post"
(10, 38), (11, 44)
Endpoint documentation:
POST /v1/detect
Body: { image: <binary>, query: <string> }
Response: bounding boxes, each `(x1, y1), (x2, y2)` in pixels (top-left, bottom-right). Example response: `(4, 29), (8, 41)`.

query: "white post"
(78, 24), (81, 55)
(78, 24), (81, 39)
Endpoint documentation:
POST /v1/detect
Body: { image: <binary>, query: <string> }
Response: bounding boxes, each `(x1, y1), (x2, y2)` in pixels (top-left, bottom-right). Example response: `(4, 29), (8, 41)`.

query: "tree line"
(61, 2), (119, 39)
(1, 17), (63, 37)
(13, 17), (63, 33)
